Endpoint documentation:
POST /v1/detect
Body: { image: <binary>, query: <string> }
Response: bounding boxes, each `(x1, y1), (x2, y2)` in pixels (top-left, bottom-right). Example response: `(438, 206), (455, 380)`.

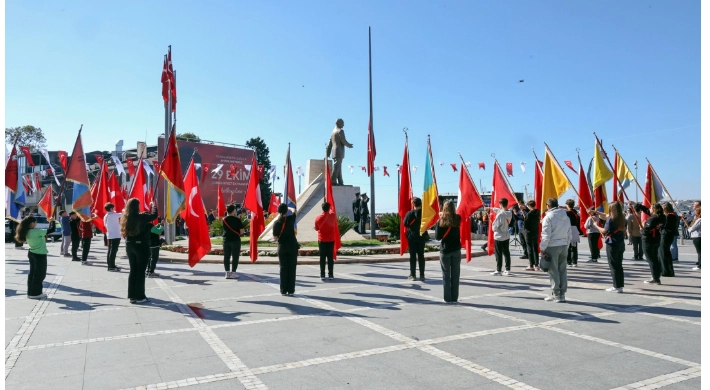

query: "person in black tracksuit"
(403, 197), (425, 281)
(352, 193), (361, 233)
(659, 203), (676, 277)
(222, 205), (245, 279)
(146, 221), (164, 278)
(69, 212), (81, 261)
(523, 200), (541, 269)
(632, 202), (664, 285)
(565, 200), (582, 266)
(274, 203), (298, 296)
(122, 199), (158, 303)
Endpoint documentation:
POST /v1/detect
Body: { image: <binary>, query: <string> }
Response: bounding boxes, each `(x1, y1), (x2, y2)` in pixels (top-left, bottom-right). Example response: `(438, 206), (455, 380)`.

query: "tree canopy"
(177, 132), (201, 142)
(5, 126), (47, 151)
(246, 137), (272, 210)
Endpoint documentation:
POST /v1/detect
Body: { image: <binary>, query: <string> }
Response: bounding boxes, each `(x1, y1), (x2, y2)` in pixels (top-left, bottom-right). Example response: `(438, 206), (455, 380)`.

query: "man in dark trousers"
(403, 197), (425, 281)
(352, 193), (361, 233)
(69, 212), (81, 261)
(523, 200), (541, 270)
(359, 193), (370, 234)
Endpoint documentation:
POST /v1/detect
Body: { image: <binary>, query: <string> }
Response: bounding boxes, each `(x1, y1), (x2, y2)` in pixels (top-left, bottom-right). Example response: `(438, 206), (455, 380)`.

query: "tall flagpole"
(164, 49), (174, 244)
(368, 26), (376, 239)
(646, 158), (690, 230)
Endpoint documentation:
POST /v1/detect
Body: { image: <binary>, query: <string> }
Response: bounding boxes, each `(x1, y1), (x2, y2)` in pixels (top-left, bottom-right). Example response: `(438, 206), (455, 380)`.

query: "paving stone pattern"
(4, 237), (701, 389)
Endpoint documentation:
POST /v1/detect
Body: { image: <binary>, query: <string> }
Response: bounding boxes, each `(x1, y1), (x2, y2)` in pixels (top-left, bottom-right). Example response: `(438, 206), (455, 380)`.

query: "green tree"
(177, 132), (201, 142)
(5, 126), (47, 151)
(245, 137), (272, 210)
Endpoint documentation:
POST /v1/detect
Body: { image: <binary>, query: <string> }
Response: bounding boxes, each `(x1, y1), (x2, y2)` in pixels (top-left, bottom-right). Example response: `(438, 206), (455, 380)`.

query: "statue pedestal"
(260, 159), (362, 242)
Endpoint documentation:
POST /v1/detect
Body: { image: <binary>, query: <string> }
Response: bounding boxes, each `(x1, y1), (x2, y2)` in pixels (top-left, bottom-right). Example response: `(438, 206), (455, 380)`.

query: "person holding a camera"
(539, 198), (572, 303)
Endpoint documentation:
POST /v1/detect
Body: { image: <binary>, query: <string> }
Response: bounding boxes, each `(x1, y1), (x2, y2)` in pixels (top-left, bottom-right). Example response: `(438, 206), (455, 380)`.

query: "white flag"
(348, 165), (354, 174)
(142, 160), (153, 176)
(296, 166), (304, 177)
(212, 164), (224, 174)
(38, 148), (60, 185)
(111, 156), (126, 176)
(412, 166), (419, 175)
(465, 161), (472, 168)
(520, 162), (527, 174)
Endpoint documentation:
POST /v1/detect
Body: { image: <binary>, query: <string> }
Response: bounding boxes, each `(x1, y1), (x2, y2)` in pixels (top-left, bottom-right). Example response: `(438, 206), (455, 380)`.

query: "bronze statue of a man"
(326, 118), (353, 186)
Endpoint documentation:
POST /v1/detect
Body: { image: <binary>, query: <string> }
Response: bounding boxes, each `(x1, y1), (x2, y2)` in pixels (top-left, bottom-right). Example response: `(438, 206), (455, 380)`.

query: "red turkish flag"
(5, 144), (18, 193)
(94, 154), (104, 167)
(230, 164), (237, 177)
(243, 153), (265, 262)
(89, 163), (109, 233)
(129, 159), (148, 212)
(108, 171), (125, 213)
(505, 162), (513, 177)
(217, 184), (226, 220)
(268, 193), (280, 214)
(38, 185), (54, 218)
(183, 159), (211, 267)
(398, 139), (413, 256)
(487, 161), (518, 256)
(478, 162), (486, 170)
(324, 160), (342, 259)
(201, 163), (210, 184)
(58, 151), (68, 173)
(450, 163), (458, 172)
(457, 163), (484, 261)
(578, 159), (593, 236)
(161, 55), (170, 103)
(126, 157), (136, 177)
(366, 117), (376, 177)
(564, 160), (577, 174)
(383, 166), (390, 177)
(19, 146), (34, 167)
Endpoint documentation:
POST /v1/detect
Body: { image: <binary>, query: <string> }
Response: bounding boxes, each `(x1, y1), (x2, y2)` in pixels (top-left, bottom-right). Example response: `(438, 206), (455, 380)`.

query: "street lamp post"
(396, 164), (400, 196)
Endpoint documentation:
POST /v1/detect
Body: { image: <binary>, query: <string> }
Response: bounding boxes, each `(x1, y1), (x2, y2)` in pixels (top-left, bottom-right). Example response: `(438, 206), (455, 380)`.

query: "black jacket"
(523, 209), (541, 232)
(635, 204), (664, 243)
(222, 215), (244, 243)
(403, 209), (423, 242)
(662, 213), (678, 237)
(126, 207), (159, 244)
(352, 199), (361, 220)
(435, 217), (461, 253)
(360, 198), (369, 216)
(273, 214), (298, 248)
(69, 218), (80, 238)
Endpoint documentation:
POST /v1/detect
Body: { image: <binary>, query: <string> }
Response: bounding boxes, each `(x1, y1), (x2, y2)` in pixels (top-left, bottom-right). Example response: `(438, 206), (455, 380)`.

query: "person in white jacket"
(540, 198), (572, 303)
(103, 202), (122, 272)
(485, 198), (513, 276)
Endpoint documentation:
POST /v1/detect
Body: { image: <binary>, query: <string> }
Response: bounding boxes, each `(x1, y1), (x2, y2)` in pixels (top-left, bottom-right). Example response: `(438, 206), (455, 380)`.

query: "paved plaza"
(4, 238), (701, 390)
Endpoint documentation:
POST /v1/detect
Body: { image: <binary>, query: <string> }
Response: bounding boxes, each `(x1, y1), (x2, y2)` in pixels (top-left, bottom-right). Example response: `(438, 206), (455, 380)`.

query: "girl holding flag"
(15, 215), (56, 299)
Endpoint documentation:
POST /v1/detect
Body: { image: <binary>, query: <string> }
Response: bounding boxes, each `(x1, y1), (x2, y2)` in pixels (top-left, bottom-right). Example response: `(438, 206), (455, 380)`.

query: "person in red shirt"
(78, 216), (95, 265)
(314, 202), (338, 280)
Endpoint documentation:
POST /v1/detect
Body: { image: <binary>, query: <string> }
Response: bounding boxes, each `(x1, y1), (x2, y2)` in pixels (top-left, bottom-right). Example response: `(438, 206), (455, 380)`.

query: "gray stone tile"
(554, 311), (701, 363)
(5, 298), (37, 318)
(7, 355), (86, 383)
(26, 312), (90, 346)
(154, 355), (231, 383)
(214, 315), (401, 368)
(85, 336), (154, 370)
(5, 318), (24, 347)
(258, 347), (509, 390)
(83, 363), (162, 390)
(183, 378), (247, 390)
(145, 331), (220, 361)
(4, 374), (84, 389)
(87, 322), (145, 339)
(661, 376), (701, 390)
(435, 327), (688, 390)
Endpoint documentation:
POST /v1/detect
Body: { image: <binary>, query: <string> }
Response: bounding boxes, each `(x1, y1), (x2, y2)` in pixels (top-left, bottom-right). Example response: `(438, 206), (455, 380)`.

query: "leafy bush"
(378, 213), (401, 239)
(337, 214), (357, 237)
(210, 219), (222, 237)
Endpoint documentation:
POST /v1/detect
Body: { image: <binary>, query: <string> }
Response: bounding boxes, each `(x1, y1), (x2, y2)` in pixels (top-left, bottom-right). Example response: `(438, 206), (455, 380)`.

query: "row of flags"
(391, 131), (676, 262)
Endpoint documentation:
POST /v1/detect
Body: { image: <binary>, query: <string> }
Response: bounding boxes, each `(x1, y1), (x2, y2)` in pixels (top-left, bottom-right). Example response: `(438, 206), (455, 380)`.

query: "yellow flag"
(541, 147), (571, 206)
(592, 142), (613, 189)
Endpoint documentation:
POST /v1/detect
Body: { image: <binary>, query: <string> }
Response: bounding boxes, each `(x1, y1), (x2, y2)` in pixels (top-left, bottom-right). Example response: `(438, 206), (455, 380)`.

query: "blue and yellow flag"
(420, 136), (439, 234)
(592, 142), (613, 189)
(66, 131), (92, 221)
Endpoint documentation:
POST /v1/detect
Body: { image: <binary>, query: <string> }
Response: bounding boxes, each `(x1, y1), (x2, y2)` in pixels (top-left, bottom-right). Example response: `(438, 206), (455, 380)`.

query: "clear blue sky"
(5, 0), (700, 212)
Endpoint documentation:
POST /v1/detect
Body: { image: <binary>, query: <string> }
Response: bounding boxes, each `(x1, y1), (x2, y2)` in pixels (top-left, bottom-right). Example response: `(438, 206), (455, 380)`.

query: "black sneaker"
(320, 275), (326, 280)
(420, 275), (426, 282)
(520, 255), (529, 259)
(107, 267), (121, 272)
(329, 275), (334, 280)
(132, 298), (150, 304)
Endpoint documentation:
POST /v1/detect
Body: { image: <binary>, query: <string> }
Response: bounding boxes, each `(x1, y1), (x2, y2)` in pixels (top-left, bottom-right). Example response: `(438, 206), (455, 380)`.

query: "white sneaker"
(544, 295), (557, 301)
(28, 293), (47, 299)
(606, 287), (623, 293)
(490, 271), (502, 276)
(225, 272), (231, 279)
(692, 267), (700, 271)
(502, 270), (512, 276)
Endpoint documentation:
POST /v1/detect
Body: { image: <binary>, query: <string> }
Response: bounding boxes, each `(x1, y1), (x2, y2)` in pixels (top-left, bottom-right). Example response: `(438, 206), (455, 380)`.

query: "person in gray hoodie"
(486, 198), (513, 276)
(540, 198), (572, 303)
